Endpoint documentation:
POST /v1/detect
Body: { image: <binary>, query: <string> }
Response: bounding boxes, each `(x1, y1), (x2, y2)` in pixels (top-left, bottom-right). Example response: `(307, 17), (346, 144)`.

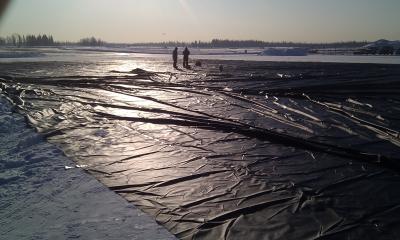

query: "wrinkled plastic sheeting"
(1, 61), (400, 240)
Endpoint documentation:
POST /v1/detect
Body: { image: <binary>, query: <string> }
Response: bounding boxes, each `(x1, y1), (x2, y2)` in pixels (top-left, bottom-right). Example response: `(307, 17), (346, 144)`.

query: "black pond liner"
(1, 61), (400, 240)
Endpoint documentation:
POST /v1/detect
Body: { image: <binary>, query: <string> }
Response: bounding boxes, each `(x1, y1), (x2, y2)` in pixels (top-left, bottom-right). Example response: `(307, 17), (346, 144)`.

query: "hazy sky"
(0, 0), (399, 43)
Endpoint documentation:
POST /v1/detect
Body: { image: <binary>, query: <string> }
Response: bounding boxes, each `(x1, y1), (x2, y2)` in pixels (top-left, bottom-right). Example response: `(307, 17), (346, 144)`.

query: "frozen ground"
(0, 96), (176, 240)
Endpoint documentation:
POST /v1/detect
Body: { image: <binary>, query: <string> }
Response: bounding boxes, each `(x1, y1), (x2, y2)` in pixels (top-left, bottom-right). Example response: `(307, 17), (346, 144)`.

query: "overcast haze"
(0, 0), (399, 43)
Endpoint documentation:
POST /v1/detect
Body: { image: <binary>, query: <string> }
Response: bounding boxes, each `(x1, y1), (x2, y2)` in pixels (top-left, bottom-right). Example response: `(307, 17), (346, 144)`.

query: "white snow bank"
(362, 39), (400, 49)
(260, 47), (308, 56)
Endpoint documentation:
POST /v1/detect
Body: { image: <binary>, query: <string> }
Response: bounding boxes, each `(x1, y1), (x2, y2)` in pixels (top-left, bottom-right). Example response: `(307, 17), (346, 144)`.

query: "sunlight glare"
(178, 0), (197, 23)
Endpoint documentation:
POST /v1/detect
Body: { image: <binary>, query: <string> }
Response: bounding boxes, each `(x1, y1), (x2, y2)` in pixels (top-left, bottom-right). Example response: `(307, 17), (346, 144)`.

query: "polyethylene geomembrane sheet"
(1, 60), (400, 240)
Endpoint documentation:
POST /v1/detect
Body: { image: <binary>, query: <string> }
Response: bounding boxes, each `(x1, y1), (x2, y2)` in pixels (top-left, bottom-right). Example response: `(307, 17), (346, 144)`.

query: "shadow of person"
(174, 66), (184, 72)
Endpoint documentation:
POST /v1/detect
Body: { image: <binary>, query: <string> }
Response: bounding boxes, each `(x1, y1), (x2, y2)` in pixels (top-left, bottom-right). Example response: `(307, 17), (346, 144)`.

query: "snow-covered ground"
(1, 47), (400, 65)
(0, 50), (45, 58)
(0, 96), (176, 240)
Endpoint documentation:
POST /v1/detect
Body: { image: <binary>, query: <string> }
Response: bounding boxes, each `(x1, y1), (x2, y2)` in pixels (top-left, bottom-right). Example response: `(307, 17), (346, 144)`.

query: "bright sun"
(178, 0), (197, 22)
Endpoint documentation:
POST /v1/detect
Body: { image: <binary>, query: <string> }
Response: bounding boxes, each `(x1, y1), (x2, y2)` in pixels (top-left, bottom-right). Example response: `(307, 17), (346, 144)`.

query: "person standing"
(183, 47), (190, 68)
(172, 47), (178, 68)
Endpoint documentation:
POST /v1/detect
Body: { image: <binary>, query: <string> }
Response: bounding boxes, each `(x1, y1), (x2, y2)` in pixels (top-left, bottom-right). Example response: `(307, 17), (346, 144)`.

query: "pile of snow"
(362, 39), (400, 49)
(260, 47), (308, 56)
(357, 39), (400, 55)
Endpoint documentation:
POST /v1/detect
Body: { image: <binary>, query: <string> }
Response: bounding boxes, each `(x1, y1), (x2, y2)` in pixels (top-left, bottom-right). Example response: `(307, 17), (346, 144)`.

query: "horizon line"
(0, 34), (381, 45)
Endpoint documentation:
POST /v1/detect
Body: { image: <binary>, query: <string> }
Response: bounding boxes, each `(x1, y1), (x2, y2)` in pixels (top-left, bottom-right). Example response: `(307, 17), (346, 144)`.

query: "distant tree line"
(131, 39), (370, 49)
(78, 37), (105, 46)
(0, 34), (55, 46)
(0, 34), (106, 47)
(0, 34), (369, 49)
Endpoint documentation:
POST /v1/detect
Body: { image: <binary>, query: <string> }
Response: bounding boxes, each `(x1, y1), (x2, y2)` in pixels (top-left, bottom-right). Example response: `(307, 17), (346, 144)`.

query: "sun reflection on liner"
(112, 60), (148, 73)
(107, 59), (172, 74)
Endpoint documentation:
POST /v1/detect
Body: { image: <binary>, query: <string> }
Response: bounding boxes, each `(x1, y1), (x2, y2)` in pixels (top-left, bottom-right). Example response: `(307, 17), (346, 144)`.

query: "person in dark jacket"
(172, 47), (178, 68)
(183, 47), (190, 68)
